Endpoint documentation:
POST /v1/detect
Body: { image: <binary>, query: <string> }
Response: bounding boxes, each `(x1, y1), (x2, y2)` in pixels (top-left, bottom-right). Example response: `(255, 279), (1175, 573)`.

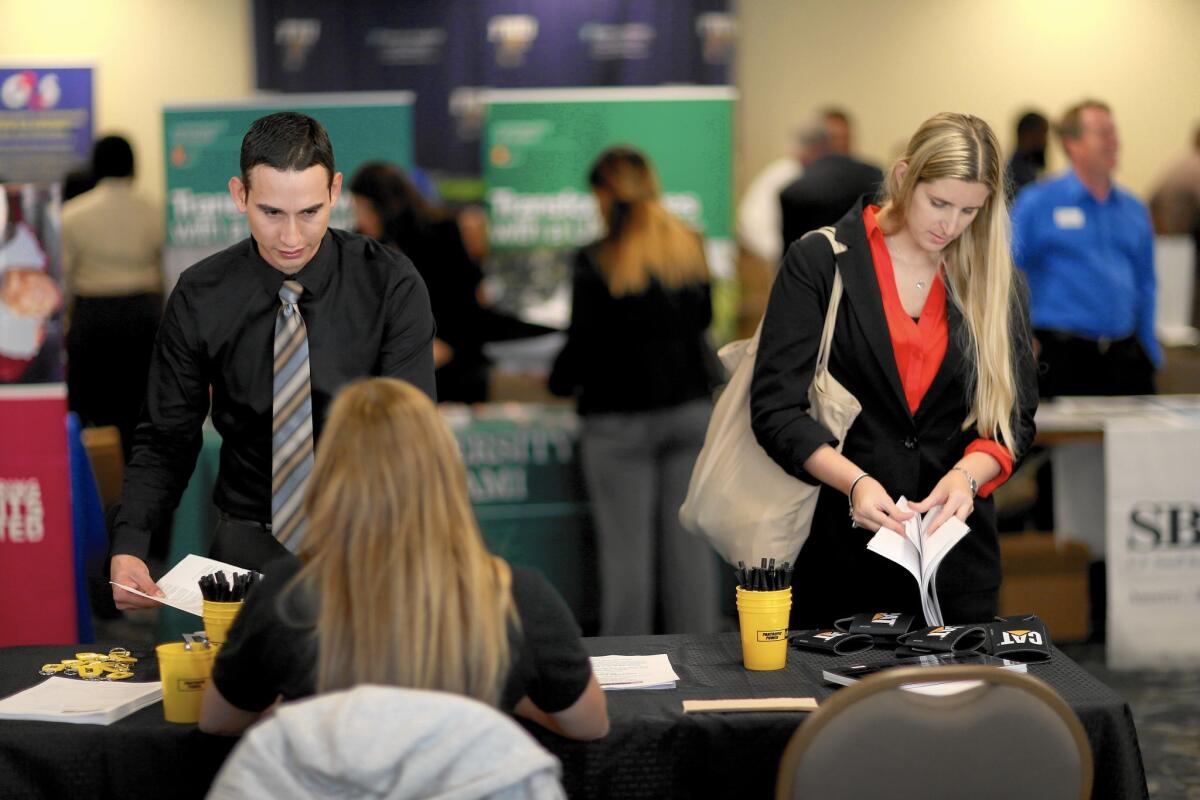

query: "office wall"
(0, 0), (254, 205)
(735, 0), (1200, 198)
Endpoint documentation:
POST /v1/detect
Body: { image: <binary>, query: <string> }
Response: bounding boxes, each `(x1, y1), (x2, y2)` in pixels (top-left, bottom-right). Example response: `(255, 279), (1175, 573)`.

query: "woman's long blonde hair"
(292, 378), (514, 704)
(588, 145), (709, 295)
(880, 113), (1025, 453)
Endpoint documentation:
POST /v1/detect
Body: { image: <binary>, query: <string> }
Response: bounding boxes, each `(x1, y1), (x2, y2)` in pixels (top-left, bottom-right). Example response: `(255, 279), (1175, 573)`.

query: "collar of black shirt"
(247, 229), (338, 301)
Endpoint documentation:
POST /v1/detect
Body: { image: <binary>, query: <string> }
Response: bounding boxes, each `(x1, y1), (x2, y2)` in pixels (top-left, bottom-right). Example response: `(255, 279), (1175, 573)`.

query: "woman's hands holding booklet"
(909, 470), (975, 536)
(849, 475), (912, 536)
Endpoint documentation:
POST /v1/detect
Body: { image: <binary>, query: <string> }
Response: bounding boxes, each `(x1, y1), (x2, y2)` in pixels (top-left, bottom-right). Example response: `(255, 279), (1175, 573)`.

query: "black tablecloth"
(547, 634), (1148, 799)
(0, 634), (1147, 799)
(0, 643), (236, 800)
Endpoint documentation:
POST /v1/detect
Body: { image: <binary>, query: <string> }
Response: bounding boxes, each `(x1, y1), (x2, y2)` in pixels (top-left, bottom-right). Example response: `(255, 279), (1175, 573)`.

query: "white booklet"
(866, 497), (970, 627)
(0, 676), (162, 725)
(110, 553), (251, 617)
(590, 654), (679, 691)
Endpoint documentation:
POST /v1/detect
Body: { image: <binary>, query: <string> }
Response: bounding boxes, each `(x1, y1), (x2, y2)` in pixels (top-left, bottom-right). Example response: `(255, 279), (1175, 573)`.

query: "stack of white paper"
(110, 553), (251, 617)
(0, 677), (162, 725)
(866, 497), (970, 627)
(590, 654), (679, 691)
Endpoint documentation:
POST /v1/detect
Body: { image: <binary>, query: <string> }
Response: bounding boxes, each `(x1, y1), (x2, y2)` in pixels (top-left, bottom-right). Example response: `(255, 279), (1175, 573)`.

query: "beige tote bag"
(679, 227), (862, 566)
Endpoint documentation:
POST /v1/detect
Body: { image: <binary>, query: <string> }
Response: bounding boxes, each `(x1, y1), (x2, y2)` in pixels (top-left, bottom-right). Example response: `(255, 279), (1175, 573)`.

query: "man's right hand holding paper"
(110, 554), (166, 610)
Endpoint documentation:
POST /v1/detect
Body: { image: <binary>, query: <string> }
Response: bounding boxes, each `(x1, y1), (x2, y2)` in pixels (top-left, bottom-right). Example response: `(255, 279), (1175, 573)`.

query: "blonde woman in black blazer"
(751, 114), (1039, 629)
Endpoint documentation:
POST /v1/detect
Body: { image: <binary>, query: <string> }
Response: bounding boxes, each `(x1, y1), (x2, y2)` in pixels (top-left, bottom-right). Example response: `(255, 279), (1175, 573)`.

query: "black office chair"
(776, 665), (1093, 800)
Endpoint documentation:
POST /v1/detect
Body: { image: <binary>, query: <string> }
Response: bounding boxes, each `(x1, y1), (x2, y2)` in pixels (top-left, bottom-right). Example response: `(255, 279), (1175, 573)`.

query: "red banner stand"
(0, 384), (77, 646)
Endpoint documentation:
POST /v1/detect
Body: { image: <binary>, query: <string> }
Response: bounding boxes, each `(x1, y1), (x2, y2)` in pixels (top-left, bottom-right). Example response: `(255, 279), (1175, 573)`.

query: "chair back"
(776, 665), (1092, 800)
(208, 685), (565, 800)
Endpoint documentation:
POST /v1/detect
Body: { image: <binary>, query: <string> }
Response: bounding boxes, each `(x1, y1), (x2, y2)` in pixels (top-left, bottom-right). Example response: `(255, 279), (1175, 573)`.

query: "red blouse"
(863, 205), (1012, 497)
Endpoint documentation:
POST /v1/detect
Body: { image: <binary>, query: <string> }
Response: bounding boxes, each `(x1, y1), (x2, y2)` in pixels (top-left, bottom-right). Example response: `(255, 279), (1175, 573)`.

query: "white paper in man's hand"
(109, 553), (251, 617)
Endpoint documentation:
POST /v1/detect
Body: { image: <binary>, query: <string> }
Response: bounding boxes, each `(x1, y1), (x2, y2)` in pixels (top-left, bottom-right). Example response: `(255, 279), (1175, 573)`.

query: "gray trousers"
(581, 399), (721, 636)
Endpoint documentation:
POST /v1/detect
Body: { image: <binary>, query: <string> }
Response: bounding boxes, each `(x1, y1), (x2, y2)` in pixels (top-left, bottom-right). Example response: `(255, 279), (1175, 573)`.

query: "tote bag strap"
(805, 226), (844, 374)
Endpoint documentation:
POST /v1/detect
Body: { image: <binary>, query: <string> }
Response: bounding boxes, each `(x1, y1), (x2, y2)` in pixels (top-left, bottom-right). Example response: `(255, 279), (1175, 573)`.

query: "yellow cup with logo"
(736, 586), (792, 670)
(202, 599), (244, 646)
(156, 641), (217, 723)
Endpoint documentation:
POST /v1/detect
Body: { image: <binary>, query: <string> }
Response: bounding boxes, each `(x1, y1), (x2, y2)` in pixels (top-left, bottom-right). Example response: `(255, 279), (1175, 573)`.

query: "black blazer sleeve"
(750, 234), (839, 484)
(1007, 269), (1040, 469)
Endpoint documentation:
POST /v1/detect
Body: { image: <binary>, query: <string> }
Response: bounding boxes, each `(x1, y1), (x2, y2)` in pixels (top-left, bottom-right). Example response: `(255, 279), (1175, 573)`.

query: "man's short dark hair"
(240, 111), (335, 189)
(92, 135), (134, 179)
(1016, 112), (1048, 138)
(1057, 100), (1111, 142)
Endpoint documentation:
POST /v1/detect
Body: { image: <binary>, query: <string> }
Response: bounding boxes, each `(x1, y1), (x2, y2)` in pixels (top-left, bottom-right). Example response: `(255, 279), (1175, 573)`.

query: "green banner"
(163, 93), (415, 248)
(481, 86), (737, 340)
(483, 87), (735, 254)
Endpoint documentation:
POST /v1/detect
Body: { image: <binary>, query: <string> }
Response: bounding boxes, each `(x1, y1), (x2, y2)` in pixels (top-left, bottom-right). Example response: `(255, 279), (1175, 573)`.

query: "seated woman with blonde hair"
(200, 378), (608, 740)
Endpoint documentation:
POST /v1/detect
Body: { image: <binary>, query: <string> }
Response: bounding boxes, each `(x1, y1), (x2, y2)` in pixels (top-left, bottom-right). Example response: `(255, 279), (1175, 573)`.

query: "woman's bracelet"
(847, 472), (871, 521)
(952, 465), (978, 497)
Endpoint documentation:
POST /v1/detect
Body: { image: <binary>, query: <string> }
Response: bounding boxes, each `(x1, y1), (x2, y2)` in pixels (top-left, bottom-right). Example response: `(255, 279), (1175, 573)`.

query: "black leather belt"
(217, 510), (272, 532)
(1036, 329), (1135, 355)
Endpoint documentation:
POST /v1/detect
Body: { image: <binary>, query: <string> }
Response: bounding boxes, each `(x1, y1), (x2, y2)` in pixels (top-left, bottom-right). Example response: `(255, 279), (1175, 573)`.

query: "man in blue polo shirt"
(1012, 100), (1160, 397)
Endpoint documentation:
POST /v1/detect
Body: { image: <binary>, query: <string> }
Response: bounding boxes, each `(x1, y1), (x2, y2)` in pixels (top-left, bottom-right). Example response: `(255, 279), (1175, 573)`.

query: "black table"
(0, 643), (236, 800)
(0, 635), (1147, 799)
(559, 634), (1148, 799)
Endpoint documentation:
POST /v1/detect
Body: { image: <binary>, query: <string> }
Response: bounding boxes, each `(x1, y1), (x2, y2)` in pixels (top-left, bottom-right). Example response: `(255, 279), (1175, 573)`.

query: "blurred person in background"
(61, 165), (97, 203)
(1150, 124), (1200, 236)
(736, 109), (872, 338)
(1150, 124), (1200, 327)
(62, 135), (164, 459)
(200, 378), (608, 741)
(739, 108), (865, 271)
(1012, 100), (1159, 398)
(737, 138), (803, 272)
(822, 107), (854, 157)
(752, 113), (1038, 629)
(1005, 111), (1050, 204)
(779, 112), (883, 254)
(350, 161), (551, 403)
(350, 162), (489, 403)
(549, 146), (722, 636)
(733, 129), (803, 339)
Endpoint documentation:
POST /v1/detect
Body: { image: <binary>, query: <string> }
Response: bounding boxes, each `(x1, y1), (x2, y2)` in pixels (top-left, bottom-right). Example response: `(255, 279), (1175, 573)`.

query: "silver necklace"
(916, 280), (928, 290)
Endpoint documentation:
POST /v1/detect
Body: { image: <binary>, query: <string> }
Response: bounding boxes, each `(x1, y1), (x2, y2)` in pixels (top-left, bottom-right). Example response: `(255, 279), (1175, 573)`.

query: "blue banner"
(0, 68), (93, 183)
(253, 0), (732, 177)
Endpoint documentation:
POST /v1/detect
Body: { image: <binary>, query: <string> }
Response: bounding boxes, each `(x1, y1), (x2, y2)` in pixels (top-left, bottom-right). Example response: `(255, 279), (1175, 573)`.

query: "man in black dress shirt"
(110, 112), (435, 608)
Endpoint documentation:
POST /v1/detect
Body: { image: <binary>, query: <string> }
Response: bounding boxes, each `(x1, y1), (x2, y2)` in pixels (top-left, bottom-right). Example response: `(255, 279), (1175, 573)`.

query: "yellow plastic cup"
(202, 599), (244, 645)
(156, 641), (217, 723)
(736, 586), (792, 670)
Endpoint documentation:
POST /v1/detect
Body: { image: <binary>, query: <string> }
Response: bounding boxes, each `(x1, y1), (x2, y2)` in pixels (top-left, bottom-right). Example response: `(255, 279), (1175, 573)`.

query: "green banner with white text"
(481, 87), (736, 339)
(484, 86), (733, 254)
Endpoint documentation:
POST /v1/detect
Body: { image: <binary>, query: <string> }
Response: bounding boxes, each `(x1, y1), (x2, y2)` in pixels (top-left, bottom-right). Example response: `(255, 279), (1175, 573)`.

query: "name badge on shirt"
(1053, 206), (1086, 229)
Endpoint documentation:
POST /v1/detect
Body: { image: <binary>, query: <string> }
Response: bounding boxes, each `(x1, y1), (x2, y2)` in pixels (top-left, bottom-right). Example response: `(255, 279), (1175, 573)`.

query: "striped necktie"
(271, 279), (313, 551)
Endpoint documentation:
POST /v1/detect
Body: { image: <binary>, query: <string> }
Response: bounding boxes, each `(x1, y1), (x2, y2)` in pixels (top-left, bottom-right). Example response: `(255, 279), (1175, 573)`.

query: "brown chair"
(777, 665), (1092, 800)
(79, 425), (124, 509)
